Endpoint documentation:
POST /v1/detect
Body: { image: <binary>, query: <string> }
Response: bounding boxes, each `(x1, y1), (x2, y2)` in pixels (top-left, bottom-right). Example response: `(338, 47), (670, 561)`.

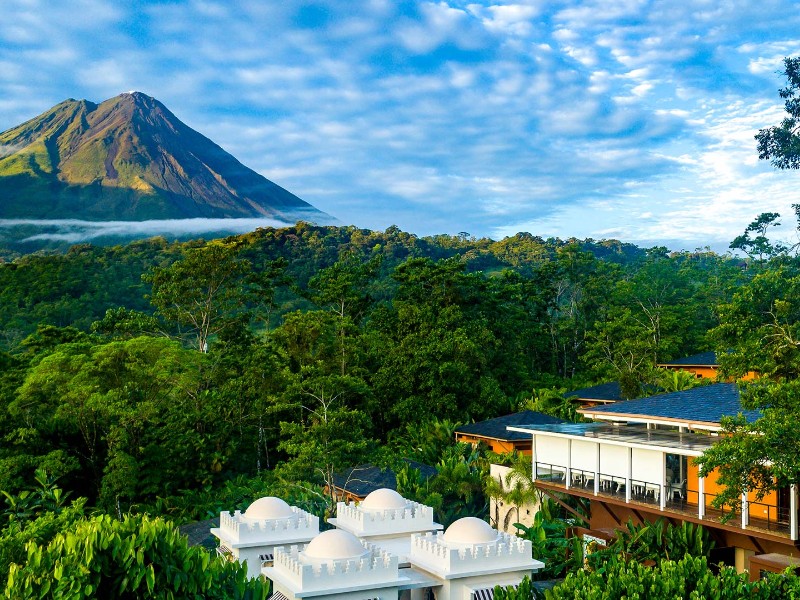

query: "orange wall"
(455, 434), (532, 456)
(662, 365), (758, 381)
(686, 461), (779, 520)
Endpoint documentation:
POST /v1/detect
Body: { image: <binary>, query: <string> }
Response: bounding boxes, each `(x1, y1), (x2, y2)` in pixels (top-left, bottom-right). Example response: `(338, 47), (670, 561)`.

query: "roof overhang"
(576, 410), (722, 432)
(507, 425), (715, 456)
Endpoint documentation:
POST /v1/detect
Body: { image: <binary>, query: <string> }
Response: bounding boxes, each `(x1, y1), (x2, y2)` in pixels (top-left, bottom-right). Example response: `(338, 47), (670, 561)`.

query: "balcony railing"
(533, 461), (794, 538)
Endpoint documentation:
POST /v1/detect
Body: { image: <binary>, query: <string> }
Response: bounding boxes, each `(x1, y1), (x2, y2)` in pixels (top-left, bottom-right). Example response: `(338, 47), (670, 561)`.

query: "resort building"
(508, 382), (798, 574)
(219, 489), (544, 598)
(265, 529), (404, 600)
(657, 351), (720, 379)
(562, 382), (624, 407)
(328, 487), (442, 563)
(455, 411), (565, 455)
(211, 496), (319, 579)
(407, 517), (542, 600)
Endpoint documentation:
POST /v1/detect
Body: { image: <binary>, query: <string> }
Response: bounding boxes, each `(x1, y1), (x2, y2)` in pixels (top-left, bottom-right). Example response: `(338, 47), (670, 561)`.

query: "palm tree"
(484, 453), (539, 531)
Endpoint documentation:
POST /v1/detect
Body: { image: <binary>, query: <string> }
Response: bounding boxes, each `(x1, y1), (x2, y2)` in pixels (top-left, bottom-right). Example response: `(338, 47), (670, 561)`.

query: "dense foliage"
(5, 514), (268, 599)
(0, 216), (791, 591)
(0, 224), (741, 516)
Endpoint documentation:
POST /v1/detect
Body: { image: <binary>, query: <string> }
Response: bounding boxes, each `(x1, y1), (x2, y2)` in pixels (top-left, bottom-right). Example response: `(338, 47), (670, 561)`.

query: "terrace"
(508, 422), (799, 541)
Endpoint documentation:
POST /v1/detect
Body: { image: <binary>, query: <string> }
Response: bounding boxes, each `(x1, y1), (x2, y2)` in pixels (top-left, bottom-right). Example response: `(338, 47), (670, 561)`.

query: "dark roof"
(179, 517), (219, 549)
(332, 459), (437, 498)
(659, 351), (718, 367)
(581, 382), (761, 425)
(564, 381), (623, 402)
(455, 410), (566, 441)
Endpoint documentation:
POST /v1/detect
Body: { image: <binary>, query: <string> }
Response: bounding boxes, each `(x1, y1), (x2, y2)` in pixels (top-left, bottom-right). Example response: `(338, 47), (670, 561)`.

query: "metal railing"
(746, 500), (790, 534)
(568, 468), (597, 491)
(596, 472), (627, 501)
(534, 462), (567, 483)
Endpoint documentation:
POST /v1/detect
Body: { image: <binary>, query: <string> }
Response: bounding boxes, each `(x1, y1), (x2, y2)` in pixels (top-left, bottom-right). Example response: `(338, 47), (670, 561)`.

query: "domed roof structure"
(443, 517), (498, 545)
(243, 496), (294, 520)
(360, 488), (409, 511)
(303, 530), (368, 562)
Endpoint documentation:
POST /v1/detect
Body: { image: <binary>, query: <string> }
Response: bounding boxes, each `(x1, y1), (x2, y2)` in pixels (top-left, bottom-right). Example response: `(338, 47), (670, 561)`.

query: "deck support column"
(531, 434), (537, 482)
(791, 484), (798, 541)
(660, 453), (666, 511)
(594, 442), (600, 496)
(625, 447), (632, 503)
(698, 476), (705, 519)
(565, 439), (572, 490)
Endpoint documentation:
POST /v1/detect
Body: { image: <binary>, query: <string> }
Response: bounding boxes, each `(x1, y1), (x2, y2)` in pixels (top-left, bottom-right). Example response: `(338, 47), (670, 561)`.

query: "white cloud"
(2, 0), (800, 249)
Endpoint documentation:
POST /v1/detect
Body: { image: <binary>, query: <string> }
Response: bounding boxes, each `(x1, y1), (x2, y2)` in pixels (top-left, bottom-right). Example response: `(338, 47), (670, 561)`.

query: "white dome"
(360, 488), (408, 511)
(243, 496), (294, 520)
(443, 517), (498, 545)
(304, 530), (367, 561)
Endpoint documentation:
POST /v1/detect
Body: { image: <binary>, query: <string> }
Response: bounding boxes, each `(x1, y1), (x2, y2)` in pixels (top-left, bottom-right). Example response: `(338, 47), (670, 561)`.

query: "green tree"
(396, 445), (487, 527)
(367, 258), (507, 429)
(756, 57), (800, 170)
(484, 453), (538, 531)
(4, 514), (269, 599)
(544, 554), (798, 599)
(277, 373), (372, 512)
(729, 212), (786, 267)
(697, 264), (800, 512)
(518, 388), (580, 422)
(144, 242), (251, 352)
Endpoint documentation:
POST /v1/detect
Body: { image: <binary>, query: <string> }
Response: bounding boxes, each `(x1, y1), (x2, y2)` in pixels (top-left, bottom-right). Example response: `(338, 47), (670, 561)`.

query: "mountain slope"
(0, 92), (330, 221)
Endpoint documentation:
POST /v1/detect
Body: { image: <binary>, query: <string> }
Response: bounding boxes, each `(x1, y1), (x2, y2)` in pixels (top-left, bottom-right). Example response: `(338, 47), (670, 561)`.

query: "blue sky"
(3, 0), (800, 251)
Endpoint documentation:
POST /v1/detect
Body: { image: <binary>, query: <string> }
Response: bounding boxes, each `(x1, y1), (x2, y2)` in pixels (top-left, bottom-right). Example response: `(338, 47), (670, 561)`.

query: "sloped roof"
(580, 382), (761, 425)
(179, 517), (219, 549)
(332, 459), (437, 498)
(564, 381), (623, 402)
(659, 351), (718, 367)
(455, 410), (565, 441)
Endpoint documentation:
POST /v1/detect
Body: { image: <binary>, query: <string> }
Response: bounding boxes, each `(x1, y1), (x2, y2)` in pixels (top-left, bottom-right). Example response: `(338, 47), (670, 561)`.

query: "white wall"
(534, 437), (568, 466)
(533, 435), (665, 485)
(571, 440), (598, 472)
(599, 444), (628, 478)
(632, 448), (663, 485)
(489, 464), (539, 533)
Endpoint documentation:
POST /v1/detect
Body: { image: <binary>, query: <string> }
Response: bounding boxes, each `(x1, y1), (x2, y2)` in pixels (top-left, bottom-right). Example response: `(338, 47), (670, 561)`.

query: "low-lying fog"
(0, 213), (336, 244)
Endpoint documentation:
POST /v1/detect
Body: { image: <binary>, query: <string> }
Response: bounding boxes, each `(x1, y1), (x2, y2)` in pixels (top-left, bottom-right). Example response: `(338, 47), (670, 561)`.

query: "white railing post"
(791, 484), (798, 541)
(698, 476), (705, 519)
(565, 439), (572, 490)
(594, 442), (600, 495)
(531, 434), (537, 481)
(741, 492), (749, 529)
(625, 447), (632, 503)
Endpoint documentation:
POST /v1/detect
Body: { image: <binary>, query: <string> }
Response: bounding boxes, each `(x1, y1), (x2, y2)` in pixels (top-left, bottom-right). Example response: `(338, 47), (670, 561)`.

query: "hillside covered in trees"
(2, 215), (800, 597)
(0, 222), (749, 508)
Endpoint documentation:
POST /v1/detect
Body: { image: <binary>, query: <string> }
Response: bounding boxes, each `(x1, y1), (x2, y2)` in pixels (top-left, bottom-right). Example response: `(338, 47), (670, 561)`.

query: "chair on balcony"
(669, 479), (687, 500)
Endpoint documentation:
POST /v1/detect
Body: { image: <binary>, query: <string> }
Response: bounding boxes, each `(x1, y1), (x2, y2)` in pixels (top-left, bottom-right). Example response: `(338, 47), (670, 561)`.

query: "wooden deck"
(535, 476), (795, 546)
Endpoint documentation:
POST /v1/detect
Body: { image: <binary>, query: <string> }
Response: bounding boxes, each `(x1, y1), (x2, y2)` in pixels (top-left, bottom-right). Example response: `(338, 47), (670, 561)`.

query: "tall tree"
(729, 212), (786, 267)
(756, 57), (800, 170)
(277, 373), (371, 513)
(697, 264), (800, 511)
(144, 242), (251, 352)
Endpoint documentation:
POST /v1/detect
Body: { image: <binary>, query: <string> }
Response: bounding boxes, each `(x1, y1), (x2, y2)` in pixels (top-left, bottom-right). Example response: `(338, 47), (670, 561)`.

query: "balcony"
(534, 461), (793, 539)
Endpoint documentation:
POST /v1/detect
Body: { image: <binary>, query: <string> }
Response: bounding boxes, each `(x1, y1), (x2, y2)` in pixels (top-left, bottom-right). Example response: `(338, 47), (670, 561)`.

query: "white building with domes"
(266, 529), (406, 600)
(215, 489), (543, 598)
(211, 496), (319, 578)
(329, 488), (442, 564)
(407, 517), (541, 600)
